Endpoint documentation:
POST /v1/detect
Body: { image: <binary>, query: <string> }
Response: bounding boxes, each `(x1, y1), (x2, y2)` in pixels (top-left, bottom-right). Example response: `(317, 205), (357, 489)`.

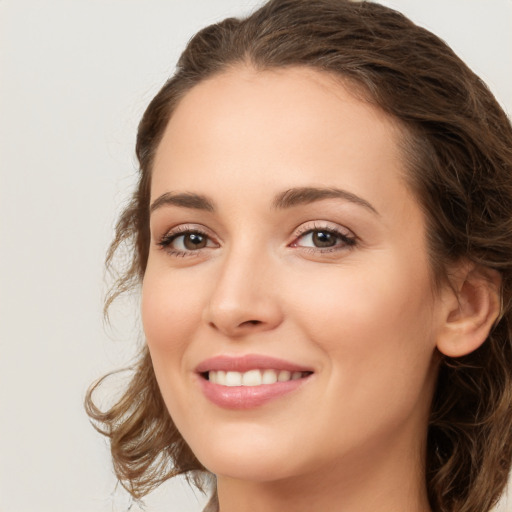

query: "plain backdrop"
(1, 1), (511, 511)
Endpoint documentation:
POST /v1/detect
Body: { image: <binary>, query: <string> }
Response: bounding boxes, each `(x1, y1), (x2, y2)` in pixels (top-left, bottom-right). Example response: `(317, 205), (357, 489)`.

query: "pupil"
(184, 233), (206, 250)
(313, 231), (336, 248)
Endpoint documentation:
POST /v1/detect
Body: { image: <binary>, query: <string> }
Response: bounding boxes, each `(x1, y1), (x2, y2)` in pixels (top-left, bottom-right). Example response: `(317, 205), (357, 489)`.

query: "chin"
(203, 455), (296, 483)
(183, 425), (304, 482)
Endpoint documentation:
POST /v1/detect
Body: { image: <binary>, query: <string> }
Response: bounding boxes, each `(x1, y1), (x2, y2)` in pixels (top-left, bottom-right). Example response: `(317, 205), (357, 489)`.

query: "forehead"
(151, 65), (409, 214)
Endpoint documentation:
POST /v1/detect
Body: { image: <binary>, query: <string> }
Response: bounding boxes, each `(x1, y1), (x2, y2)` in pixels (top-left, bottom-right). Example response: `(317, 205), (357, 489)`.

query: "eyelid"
(157, 223), (220, 256)
(157, 223), (217, 240)
(289, 221), (357, 251)
(155, 220), (356, 258)
(292, 220), (355, 239)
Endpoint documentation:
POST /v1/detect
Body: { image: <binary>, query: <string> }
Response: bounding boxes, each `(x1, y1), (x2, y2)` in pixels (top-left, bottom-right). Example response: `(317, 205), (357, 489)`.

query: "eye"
(299, 230), (339, 248)
(158, 227), (218, 256)
(174, 232), (208, 250)
(292, 225), (356, 252)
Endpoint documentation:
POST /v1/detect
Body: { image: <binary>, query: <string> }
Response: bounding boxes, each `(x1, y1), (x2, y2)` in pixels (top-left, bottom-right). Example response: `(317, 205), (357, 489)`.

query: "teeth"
(277, 370), (291, 382)
(262, 369), (278, 384)
(242, 369), (262, 386)
(225, 371), (242, 387)
(208, 369), (306, 386)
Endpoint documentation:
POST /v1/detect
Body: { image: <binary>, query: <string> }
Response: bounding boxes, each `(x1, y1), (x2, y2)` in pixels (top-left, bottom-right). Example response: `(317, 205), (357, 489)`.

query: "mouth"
(196, 355), (314, 409)
(201, 369), (312, 386)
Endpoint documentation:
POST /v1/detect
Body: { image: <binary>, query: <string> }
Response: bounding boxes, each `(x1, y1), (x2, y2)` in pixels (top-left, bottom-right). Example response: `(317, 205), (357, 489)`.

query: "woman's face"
(143, 67), (445, 484)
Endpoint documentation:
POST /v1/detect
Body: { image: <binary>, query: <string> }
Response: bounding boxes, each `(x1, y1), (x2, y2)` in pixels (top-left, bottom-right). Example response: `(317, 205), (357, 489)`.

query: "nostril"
(243, 320), (262, 326)
(207, 319), (261, 330)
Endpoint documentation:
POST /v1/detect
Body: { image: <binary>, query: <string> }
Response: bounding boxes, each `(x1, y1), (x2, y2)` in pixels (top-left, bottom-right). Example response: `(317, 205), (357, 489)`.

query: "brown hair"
(85, 1), (512, 511)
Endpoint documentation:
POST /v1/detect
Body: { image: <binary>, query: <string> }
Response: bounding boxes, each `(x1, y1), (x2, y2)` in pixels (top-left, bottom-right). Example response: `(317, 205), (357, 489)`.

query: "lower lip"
(198, 376), (310, 409)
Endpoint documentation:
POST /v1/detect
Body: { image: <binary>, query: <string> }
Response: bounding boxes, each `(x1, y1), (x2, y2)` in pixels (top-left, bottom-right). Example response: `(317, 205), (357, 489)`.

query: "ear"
(436, 263), (502, 358)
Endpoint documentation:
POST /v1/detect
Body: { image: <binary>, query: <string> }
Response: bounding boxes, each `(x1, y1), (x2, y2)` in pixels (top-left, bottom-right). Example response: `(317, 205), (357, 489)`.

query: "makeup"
(196, 355), (313, 409)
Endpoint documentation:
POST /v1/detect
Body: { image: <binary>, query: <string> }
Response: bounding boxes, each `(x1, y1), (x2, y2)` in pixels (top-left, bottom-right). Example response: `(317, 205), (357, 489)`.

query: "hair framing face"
(86, 1), (512, 511)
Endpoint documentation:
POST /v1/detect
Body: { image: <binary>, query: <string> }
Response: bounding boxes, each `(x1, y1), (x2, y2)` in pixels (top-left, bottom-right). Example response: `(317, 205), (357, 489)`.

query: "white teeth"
(208, 369), (307, 386)
(225, 371), (242, 387)
(277, 370), (291, 382)
(242, 369), (262, 386)
(262, 369), (278, 384)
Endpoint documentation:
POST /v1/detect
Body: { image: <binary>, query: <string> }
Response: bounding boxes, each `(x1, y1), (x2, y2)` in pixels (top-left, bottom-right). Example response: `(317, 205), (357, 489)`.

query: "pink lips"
(196, 354), (312, 373)
(196, 354), (313, 410)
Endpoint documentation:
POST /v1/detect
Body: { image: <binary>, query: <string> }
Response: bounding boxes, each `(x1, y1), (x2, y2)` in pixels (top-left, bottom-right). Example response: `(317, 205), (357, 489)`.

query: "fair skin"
(142, 66), (498, 512)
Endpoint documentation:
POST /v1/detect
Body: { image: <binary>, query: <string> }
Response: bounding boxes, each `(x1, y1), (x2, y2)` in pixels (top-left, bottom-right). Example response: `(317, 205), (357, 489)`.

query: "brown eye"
(183, 232), (207, 250)
(312, 231), (337, 248)
(158, 229), (216, 255)
(293, 227), (356, 251)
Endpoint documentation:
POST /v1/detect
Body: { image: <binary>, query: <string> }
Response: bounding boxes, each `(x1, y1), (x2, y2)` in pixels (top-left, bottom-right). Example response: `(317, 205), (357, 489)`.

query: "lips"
(196, 354), (313, 409)
(196, 354), (312, 373)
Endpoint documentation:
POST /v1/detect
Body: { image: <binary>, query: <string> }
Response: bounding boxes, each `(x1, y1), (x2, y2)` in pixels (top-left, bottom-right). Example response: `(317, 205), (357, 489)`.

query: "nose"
(202, 245), (284, 338)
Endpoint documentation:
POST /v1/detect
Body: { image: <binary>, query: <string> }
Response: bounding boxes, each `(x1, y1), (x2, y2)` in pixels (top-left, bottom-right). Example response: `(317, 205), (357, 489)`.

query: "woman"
(86, 1), (512, 511)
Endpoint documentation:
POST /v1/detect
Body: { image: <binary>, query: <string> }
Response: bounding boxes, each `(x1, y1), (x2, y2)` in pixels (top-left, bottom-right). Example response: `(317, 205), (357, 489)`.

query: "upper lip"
(195, 354), (313, 374)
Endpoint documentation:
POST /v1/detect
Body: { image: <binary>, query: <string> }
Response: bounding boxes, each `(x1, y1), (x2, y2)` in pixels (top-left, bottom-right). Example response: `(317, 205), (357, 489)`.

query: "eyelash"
(157, 223), (357, 258)
(291, 223), (357, 253)
(157, 225), (217, 258)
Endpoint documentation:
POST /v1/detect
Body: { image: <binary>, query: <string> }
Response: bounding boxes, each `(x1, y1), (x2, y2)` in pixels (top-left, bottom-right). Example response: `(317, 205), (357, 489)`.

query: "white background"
(1, 1), (511, 511)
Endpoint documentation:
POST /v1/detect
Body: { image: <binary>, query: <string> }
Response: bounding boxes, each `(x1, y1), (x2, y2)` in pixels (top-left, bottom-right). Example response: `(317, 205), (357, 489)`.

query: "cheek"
(141, 265), (204, 363)
(289, 254), (436, 383)
(291, 261), (437, 450)
(141, 266), (206, 431)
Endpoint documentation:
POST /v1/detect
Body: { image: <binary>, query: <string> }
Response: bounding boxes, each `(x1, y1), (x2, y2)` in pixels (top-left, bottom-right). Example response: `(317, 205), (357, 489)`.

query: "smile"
(207, 369), (307, 386)
(196, 355), (314, 409)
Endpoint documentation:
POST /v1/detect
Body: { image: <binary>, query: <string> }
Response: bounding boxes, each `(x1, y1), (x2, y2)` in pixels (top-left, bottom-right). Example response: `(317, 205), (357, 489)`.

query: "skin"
(142, 66), (452, 512)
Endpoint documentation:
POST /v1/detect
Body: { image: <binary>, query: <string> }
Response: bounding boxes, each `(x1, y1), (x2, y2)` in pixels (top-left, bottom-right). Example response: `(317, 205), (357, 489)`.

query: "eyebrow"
(149, 186), (378, 215)
(150, 192), (215, 213)
(272, 187), (379, 214)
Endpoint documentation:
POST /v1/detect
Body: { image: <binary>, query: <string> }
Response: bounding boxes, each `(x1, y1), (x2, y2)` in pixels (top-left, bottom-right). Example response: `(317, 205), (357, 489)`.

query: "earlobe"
(436, 264), (502, 358)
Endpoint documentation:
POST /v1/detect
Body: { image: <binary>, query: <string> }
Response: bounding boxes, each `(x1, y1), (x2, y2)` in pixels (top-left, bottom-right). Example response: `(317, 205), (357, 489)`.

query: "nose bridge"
(203, 234), (282, 335)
